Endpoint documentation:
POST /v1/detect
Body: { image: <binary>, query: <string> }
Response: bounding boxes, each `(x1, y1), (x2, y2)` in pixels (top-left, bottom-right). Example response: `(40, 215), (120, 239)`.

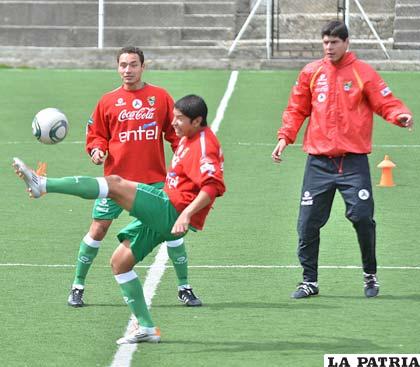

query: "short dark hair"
(321, 20), (349, 41)
(174, 95), (208, 127)
(117, 46), (144, 65)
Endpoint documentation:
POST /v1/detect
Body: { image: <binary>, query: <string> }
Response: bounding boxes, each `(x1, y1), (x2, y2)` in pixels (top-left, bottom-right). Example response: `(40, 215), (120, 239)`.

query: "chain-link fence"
(269, 0), (395, 58)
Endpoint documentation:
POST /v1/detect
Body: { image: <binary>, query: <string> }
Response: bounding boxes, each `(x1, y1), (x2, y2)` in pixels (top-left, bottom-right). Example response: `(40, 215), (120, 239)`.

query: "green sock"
(46, 176), (100, 199)
(116, 273), (154, 327)
(167, 242), (188, 286)
(73, 241), (99, 286)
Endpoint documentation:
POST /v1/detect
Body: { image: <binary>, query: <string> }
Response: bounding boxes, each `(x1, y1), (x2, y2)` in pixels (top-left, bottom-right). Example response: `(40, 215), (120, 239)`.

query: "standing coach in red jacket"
(271, 20), (413, 299)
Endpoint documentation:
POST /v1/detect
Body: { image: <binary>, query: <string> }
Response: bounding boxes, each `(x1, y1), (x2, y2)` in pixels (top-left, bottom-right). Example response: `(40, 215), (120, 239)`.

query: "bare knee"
(105, 175), (127, 201)
(105, 175), (123, 192)
(89, 219), (113, 241)
(110, 241), (135, 275)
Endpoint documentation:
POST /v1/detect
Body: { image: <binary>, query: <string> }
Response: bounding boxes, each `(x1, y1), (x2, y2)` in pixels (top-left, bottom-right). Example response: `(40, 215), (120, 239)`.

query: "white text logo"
(119, 126), (159, 142)
(118, 108), (155, 122)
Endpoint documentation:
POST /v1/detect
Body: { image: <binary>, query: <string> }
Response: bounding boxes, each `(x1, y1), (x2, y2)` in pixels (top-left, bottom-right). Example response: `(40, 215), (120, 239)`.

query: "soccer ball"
(32, 108), (69, 144)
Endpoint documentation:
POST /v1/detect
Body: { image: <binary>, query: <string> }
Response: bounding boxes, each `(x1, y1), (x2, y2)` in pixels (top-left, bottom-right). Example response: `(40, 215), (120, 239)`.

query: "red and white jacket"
(278, 52), (412, 156)
(164, 127), (225, 230)
(86, 84), (179, 183)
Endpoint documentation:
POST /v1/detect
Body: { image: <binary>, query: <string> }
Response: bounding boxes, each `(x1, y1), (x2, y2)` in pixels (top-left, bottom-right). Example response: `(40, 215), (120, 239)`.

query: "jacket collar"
(324, 51), (357, 69)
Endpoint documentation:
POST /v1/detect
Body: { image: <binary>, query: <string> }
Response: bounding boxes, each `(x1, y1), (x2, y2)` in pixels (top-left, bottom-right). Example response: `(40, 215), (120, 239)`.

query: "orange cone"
(377, 155), (396, 187)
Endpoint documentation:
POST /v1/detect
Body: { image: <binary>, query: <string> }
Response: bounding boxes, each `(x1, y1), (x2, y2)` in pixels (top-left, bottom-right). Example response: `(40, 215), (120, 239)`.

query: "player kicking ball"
(13, 94), (226, 344)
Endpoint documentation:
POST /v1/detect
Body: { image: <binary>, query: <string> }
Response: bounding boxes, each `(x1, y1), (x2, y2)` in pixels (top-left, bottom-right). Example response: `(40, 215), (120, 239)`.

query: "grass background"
(0, 69), (419, 366)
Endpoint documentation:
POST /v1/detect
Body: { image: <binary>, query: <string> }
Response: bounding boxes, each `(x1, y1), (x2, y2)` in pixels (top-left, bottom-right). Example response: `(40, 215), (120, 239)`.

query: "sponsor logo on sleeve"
(380, 86), (392, 97)
(200, 162), (216, 175)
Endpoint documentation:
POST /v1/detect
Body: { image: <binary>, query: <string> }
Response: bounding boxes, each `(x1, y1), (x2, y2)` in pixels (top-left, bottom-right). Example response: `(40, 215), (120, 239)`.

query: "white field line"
(110, 70), (238, 367)
(211, 70), (238, 134)
(1, 263), (420, 270)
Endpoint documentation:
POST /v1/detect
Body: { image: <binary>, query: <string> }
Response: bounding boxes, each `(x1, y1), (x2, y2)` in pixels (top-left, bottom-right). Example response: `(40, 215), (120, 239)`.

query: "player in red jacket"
(272, 21), (413, 299)
(68, 47), (202, 309)
(13, 94), (225, 344)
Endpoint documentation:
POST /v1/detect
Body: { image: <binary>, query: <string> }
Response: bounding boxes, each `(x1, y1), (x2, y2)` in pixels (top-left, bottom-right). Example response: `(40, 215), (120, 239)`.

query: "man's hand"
(397, 114), (414, 131)
(91, 148), (106, 165)
(171, 190), (212, 236)
(271, 139), (287, 163)
(171, 211), (190, 236)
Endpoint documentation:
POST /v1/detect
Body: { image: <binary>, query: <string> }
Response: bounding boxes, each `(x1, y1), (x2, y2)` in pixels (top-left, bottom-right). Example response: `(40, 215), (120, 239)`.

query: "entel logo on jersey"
(119, 123), (159, 143)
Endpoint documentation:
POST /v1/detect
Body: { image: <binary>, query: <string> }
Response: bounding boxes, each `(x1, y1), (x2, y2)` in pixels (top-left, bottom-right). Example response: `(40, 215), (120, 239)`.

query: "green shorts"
(117, 183), (183, 263)
(91, 198), (123, 220)
(92, 182), (164, 220)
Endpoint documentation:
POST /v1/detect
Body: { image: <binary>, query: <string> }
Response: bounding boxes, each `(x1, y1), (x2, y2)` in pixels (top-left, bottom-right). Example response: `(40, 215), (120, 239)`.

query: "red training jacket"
(278, 52), (412, 156)
(86, 84), (179, 183)
(164, 127), (225, 230)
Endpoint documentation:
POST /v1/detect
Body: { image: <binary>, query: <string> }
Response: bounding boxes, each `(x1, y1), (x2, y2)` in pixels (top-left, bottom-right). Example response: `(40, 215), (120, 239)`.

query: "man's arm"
(85, 100), (110, 161)
(363, 65), (413, 129)
(273, 67), (313, 162)
(162, 93), (180, 152)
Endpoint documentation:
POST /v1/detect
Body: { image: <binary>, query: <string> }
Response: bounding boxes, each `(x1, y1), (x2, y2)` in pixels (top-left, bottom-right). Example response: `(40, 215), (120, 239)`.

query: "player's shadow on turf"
(164, 336), (384, 354)
(323, 294), (420, 301)
(83, 303), (127, 307)
(153, 301), (338, 310)
(374, 294), (420, 301)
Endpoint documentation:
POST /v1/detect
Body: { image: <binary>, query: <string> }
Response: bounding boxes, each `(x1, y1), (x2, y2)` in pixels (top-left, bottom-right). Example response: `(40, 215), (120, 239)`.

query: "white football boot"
(116, 326), (161, 345)
(12, 157), (45, 198)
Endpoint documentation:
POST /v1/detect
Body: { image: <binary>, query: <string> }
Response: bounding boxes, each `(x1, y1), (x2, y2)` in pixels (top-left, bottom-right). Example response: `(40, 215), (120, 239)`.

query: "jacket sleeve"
(85, 99), (110, 156)
(162, 93), (180, 152)
(199, 145), (226, 200)
(278, 68), (313, 144)
(363, 65), (412, 126)
(188, 139), (226, 200)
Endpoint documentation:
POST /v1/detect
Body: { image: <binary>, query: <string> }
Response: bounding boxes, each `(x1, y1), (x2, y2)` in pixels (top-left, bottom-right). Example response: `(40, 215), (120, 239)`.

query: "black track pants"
(297, 154), (377, 282)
